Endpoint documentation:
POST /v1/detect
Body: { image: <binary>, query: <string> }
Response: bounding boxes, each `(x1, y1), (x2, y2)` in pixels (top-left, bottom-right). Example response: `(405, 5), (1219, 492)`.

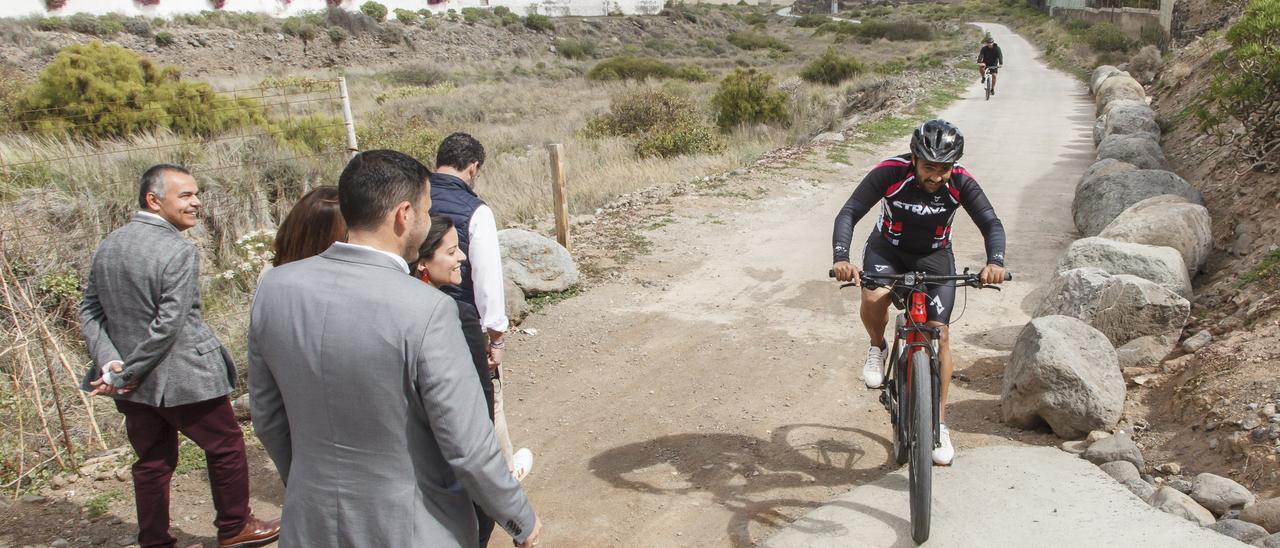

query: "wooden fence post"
(546, 144), (570, 251)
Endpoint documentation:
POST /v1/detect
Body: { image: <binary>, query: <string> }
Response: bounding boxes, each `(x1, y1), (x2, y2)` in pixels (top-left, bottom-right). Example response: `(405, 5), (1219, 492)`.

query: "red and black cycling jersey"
(832, 154), (1006, 266)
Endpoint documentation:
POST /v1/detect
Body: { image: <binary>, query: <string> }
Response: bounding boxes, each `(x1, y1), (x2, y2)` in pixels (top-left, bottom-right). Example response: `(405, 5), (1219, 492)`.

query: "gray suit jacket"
(79, 213), (235, 407)
(249, 243), (535, 547)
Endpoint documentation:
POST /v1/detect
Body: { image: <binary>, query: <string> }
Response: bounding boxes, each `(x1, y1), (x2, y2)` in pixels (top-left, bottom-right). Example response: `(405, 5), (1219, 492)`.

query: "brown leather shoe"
(218, 515), (281, 548)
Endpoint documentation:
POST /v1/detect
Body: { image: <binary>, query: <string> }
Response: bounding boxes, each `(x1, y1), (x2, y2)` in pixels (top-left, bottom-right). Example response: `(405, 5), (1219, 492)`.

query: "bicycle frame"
(884, 286), (942, 453)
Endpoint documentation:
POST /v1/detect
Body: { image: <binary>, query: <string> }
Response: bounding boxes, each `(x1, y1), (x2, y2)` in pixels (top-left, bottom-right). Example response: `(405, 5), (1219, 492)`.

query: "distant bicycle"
(982, 66), (998, 100)
(830, 267), (1011, 544)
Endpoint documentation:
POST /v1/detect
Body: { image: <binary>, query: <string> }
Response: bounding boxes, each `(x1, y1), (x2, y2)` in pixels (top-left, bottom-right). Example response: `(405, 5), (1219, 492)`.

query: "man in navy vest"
(429, 132), (535, 544)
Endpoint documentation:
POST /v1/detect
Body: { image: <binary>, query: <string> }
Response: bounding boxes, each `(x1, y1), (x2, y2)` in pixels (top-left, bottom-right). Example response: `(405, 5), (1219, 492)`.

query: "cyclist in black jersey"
(977, 35), (1004, 95)
(831, 119), (1007, 466)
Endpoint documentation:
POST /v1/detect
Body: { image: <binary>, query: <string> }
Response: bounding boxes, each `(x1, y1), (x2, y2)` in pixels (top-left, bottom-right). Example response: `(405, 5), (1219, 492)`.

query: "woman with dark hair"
(271, 186), (347, 268)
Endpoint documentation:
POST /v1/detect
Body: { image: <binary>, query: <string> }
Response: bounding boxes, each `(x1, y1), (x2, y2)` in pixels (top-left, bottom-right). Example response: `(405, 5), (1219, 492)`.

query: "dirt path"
(494, 22), (1095, 547)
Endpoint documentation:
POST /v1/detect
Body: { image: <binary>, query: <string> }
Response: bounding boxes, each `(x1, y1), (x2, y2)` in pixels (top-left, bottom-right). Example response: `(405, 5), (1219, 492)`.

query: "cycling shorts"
(861, 234), (957, 324)
(980, 65), (999, 74)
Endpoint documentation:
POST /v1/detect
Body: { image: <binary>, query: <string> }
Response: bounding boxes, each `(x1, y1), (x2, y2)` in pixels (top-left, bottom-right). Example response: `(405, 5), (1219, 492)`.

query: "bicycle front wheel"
(909, 350), (933, 544)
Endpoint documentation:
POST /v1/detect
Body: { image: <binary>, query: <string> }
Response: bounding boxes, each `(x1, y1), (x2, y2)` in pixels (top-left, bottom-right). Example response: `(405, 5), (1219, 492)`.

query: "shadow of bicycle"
(588, 423), (898, 546)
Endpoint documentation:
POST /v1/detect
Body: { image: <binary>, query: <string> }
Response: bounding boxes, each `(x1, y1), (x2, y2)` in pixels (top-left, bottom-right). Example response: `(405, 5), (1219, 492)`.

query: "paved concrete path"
(762, 446), (1246, 547)
(764, 22), (1247, 548)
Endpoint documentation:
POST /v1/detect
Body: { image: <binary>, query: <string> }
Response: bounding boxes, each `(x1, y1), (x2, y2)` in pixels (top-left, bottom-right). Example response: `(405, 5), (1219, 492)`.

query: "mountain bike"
(982, 66), (997, 101)
(830, 268), (1011, 544)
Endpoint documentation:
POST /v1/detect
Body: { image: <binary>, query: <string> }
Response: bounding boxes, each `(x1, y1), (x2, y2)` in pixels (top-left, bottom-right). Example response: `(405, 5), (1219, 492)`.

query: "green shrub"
(794, 14), (829, 28)
(356, 115), (442, 164)
(360, 1), (388, 22)
(273, 114), (344, 153)
(328, 26), (348, 46)
(586, 56), (676, 81)
(35, 17), (66, 31)
(584, 89), (696, 137)
(726, 31), (790, 51)
(555, 38), (596, 60)
(394, 8), (418, 24)
(282, 18), (320, 52)
(154, 31), (175, 47)
(711, 68), (790, 130)
(524, 13), (555, 32)
(381, 64), (449, 87)
(1084, 22), (1132, 52)
(462, 8), (485, 24)
(583, 88), (723, 157)
(800, 47), (864, 85)
(122, 16), (151, 37)
(67, 13), (123, 36)
(13, 41), (264, 140)
(675, 64), (713, 82)
(1199, 0), (1280, 167)
(635, 117), (724, 157)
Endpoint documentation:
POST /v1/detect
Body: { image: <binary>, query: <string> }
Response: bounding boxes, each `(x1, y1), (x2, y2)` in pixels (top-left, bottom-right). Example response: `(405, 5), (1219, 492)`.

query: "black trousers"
(457, 300), (497, 545)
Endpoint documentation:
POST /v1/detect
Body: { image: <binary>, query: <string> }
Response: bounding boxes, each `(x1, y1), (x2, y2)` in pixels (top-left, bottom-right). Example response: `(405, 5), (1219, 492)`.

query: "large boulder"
(498, 229), (580, 296)
(1099, 195), (1212, 276)
(1055, 237), (1192, 298)
(1116, 336), (1171, 369)
(1191, 472), (1256, 515)
(1093, 115), (1106, 147)
(1035, 268), (1189, 349)
(1151, 486), (1217, 526)
(1241, 498), (1280, 533)
(1002, 315), (1125, 439)
(1077, 159), (1138, 192)
(504, 276), (529, 325)
(1082, 429), (1144, 468)
(1100, 460), (1141, 483)
(1102, 98), (1154, 118)
(1090, 65), (1122, 95)
(1207, 520), (1268, 543)
(1072, 169), (1204, 237)
(1095, 74), (1146, 115)
(1096, 134), (1168, 170)
(1103, 108), (1161, 141)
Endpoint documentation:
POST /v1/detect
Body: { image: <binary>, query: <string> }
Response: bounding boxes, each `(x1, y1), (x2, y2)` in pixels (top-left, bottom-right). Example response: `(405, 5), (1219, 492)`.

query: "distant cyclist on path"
(977, 35), (1004, 95)
(831, 119), (1007, 466)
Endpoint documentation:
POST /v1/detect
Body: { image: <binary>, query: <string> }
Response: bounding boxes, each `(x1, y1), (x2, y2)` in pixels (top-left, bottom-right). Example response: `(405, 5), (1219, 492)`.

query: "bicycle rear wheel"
(909, 350), (933, 544)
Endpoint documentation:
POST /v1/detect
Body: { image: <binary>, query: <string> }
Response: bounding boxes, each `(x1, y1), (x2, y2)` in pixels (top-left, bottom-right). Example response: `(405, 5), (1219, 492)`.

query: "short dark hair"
(137, 164), (191, 209)
(434, 132), (485, 171)
(337, 150), (431, 231)
(273, 186), (346, 267)
(416, 214), (456, 267)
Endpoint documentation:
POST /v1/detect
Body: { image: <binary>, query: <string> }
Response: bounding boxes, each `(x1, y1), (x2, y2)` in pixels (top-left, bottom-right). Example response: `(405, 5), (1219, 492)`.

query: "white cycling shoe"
(862, 345), (885, 389)
(933, 424), (955, 466)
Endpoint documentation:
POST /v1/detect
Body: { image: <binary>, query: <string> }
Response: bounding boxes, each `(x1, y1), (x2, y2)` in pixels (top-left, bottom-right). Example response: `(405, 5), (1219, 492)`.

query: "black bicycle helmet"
(910, 119), (964, 163)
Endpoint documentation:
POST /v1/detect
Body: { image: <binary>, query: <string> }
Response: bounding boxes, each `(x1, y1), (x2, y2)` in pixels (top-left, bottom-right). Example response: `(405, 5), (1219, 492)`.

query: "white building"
(0, 0), (664, 19)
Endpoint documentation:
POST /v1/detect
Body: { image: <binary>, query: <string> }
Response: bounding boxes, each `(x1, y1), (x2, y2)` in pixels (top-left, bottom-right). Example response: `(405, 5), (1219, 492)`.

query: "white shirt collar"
(136, 211), (176, 230)
(332, 242), (410, 274)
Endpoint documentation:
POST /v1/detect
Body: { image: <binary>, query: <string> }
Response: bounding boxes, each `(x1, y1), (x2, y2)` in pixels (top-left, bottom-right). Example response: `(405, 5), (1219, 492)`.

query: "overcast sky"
(0, 1), (463, 18)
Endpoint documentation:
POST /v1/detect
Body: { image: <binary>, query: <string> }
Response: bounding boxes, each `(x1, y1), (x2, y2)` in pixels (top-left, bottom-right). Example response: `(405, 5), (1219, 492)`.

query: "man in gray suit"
(80, 164), (281, 548)
(249, 150), (543, 547)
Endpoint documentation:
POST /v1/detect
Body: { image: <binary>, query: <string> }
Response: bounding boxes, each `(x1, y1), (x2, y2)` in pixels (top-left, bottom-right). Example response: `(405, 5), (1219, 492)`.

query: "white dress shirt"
(468, 205), (508, 334)
(331, 241), (410, 274)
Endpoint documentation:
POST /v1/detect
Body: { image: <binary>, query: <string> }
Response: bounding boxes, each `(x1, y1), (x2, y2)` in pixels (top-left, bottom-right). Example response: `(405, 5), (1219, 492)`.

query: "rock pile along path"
(499, 22), (1241, 546)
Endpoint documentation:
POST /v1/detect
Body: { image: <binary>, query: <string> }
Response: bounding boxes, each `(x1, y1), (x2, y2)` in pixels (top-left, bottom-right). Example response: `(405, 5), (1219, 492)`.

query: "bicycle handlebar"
(827, 269), (1012, 290)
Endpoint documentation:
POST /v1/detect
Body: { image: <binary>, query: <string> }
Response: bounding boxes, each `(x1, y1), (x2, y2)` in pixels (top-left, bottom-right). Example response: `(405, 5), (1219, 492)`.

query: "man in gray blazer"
(249, 150), (542, 548)
(80, 164), (281, 548)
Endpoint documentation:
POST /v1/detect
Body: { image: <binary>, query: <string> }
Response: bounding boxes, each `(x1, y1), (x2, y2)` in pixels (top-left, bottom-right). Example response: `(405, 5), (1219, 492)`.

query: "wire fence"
(0, 78), (355, 493)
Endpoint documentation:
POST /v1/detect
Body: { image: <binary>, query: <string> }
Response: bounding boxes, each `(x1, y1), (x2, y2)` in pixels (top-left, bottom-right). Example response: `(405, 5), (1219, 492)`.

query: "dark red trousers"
(115, 396), (250, 548)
